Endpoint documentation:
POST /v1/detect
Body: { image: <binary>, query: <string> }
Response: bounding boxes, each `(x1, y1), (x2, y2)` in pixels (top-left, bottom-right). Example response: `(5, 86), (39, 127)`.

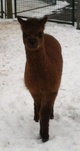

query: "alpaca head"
(18, 16), (47, 51)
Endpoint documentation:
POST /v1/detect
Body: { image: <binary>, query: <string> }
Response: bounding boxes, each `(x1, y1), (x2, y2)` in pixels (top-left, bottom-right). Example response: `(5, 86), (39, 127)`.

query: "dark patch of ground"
(47, 0), (78, 24)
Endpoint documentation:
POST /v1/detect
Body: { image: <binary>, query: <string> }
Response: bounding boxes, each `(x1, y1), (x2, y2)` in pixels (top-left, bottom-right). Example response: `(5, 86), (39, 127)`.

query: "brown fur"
(18, 16), (63, 142)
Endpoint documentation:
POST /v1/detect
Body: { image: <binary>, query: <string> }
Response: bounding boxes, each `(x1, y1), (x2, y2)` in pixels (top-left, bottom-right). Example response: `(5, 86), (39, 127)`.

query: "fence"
(0, 0), (3, 18)
(0, 0), (75, 26)
(14, 0), (75, 25)
(14, 0), (56, 18)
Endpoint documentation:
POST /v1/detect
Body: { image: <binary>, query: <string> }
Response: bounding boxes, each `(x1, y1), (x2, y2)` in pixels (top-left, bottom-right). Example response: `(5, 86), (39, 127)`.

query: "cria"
(18, 16), (63, 142)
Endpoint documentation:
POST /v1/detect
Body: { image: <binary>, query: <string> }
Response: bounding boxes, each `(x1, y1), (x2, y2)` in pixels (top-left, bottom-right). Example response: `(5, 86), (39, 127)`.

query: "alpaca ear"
(17, 17), (26, 26)
(39, 16), (47, 27)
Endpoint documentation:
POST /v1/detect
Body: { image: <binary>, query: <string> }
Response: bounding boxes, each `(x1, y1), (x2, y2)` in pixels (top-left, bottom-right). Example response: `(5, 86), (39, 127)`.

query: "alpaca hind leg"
(50, 106), (54, 119)
(34, 103), (41, 122)
(34, 103), (39, 122)
(31, 93), (41, 122)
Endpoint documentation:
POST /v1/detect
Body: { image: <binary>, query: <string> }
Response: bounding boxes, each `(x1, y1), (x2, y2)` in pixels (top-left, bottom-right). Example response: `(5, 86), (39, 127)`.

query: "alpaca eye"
(23, 32), (29, 38)
(38, 32), (43, 38)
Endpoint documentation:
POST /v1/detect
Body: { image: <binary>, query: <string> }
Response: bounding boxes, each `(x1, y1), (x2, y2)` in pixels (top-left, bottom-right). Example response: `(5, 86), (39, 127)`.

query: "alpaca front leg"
(40, 106), (51, 142)
(40, 92), (58, 142)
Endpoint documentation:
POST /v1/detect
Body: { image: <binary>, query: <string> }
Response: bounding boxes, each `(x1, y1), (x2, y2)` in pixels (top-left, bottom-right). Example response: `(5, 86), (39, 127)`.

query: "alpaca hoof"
(34, 117), (39, 122)
(42, 137), (49, 143)
(40, 131), (49, 142)
(50, 114), (54, 119)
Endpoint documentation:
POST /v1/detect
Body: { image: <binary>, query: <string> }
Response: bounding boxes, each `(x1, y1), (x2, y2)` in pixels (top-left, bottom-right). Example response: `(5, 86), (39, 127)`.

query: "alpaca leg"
(50, 92), (58, 119)
(50, 106), (54, 119)
(34, 103), (39, 122)
(40, 92), (58, 142)
(31, 93), (41, 122)
(40, 106), (51, 142)
(34, 103), (41, 122)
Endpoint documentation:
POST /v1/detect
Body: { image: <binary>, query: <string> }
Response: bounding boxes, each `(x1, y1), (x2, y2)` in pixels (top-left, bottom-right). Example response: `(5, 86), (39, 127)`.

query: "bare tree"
(77, 0), (80, 29)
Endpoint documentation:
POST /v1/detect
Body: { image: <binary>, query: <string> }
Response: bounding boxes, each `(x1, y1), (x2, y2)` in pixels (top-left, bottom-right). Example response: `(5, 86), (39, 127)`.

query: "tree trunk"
(77, 0), (80, 29)
(6, 0), (13, 18)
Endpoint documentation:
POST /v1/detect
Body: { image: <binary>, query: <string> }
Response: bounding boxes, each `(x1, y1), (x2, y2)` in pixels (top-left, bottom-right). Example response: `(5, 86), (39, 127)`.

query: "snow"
(0, 19), (80, 151)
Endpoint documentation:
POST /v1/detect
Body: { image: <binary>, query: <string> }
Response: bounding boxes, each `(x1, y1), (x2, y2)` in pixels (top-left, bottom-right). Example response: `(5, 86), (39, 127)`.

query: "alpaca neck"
(26, 47), (46, 75)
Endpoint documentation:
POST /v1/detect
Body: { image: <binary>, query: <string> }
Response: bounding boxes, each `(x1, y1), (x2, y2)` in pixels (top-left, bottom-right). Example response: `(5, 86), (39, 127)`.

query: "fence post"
(1, 0), (3, 18)
(72, 0), (75, 26)
(14, 0), (17, 17)
(6, 0), (13, 18)
(77, 0), (80, 29)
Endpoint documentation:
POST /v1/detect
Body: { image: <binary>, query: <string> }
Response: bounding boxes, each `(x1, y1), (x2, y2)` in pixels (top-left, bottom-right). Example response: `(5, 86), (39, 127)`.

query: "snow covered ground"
(0, 19), (80, 151)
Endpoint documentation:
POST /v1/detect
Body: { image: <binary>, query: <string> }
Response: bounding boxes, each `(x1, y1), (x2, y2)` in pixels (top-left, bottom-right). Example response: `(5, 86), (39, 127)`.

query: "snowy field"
(0, 19), (80, 151)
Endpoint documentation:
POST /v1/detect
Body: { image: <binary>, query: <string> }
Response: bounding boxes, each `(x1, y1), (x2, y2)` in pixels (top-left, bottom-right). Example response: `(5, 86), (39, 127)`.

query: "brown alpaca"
(18, 16), (63, 142)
